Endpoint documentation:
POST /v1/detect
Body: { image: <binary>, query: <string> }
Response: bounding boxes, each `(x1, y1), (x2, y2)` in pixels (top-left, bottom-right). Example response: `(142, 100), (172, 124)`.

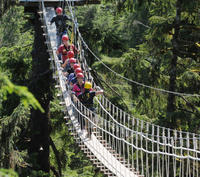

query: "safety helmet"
(75, 68), (82, 74)
(62, 35), (69, 41)
(56, 7), (63, 14)
(76, 73), (84, 78)
(84, 82), (92, 89)
(73, 63), (80, 70)
(69, 58), (76, 64)
(67, 51), (74, 58)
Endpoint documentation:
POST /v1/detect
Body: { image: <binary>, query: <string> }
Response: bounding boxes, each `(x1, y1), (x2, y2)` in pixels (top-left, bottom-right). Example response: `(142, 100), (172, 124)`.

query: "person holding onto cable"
(50, 7), (72, 47)
(78, 82), (103, 112)
(77, 82), (103, 138)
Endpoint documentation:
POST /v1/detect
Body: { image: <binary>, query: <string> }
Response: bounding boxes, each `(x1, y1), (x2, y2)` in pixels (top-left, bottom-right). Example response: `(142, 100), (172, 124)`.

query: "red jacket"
(57, 44), (78, 62)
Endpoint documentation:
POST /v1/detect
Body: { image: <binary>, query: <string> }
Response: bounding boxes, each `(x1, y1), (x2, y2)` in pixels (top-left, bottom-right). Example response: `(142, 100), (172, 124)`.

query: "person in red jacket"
(56, 35), (78, 62)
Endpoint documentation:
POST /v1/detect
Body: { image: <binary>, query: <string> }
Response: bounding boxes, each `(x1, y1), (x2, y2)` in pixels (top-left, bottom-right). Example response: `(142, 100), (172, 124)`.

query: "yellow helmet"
(84, 82), (92, 89)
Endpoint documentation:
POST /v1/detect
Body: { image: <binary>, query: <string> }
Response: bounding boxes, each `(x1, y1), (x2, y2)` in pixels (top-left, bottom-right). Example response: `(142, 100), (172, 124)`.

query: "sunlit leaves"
(0, 168), (18, 177)
(0, 73), (44, 112)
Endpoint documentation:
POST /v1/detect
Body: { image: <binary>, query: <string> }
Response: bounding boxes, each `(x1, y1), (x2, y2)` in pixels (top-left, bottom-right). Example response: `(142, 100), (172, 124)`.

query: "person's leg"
(56, 33), (62, 60)
(56, 33), (62, 48)
(87, 107), (96, 138)
(73, 99), (84, 130)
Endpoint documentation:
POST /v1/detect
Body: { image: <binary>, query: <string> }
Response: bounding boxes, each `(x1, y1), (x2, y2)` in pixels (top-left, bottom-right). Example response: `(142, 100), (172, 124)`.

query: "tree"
(28, 10), (53, 176)
(0, 0), (15, 17)
(79, 0), (200, 132)
(0, 5), (45, 176)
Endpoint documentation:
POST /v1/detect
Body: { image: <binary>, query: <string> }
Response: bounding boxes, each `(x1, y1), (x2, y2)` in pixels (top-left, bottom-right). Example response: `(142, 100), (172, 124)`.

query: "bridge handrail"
(41, 1), (200, 160)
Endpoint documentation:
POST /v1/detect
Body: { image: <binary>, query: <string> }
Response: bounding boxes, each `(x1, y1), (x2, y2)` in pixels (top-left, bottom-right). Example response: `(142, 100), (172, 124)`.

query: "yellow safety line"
(70, 23), (74, 46)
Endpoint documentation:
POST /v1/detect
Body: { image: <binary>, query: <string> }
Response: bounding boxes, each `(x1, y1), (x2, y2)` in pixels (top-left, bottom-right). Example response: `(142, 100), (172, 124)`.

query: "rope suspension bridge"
(20, 1), (200, 176)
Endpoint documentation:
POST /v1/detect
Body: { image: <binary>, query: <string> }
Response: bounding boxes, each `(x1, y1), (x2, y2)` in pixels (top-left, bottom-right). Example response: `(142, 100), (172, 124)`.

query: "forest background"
(0, 0), (199, 176)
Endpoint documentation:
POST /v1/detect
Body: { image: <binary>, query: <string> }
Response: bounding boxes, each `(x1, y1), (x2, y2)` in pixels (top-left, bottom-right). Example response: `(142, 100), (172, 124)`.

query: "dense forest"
(0, 0), (199, 176)
(77, 0), (200, 131)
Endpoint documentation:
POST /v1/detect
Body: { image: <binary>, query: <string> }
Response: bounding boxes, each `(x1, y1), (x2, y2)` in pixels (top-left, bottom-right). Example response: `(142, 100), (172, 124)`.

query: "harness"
(79, 91), (94, 108)
(57, 15), (66, 33)
(62, 45), (70, 55)
(76, 83), (84, 93)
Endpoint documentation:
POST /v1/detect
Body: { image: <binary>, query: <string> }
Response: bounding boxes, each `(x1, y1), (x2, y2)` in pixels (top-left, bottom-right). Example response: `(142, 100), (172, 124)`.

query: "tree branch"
(177, 107), (196, 115)
(179, 95), (200, 115)
(90, 69), (121, 97)
(50, 165), (60, 177)
(49, 137), (62, 177)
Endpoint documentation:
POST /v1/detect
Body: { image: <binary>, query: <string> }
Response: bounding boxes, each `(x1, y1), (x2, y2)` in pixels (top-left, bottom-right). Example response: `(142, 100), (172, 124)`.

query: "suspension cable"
(41, 1), (200, 166)
(66, 2), (200, 98)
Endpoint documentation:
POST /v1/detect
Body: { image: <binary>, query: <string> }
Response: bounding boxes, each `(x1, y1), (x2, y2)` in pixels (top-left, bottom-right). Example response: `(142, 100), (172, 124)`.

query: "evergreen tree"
(77, 0), (200, 132)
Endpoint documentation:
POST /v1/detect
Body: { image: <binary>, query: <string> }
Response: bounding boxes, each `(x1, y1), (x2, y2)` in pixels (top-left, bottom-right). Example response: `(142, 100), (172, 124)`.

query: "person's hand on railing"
(72, 94), (78, 103)
(63, 72), (69, 77)
(96, 90), (104, 96)
(62, 59), (68, 68)
(95, 86), (101, 91)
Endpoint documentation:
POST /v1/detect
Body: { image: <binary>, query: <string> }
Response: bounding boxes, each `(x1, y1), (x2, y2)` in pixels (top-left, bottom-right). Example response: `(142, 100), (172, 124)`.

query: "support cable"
(66, 2), (200, 98)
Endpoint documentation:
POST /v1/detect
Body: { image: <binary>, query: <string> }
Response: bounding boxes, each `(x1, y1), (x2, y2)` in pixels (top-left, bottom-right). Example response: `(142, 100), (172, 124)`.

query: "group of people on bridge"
(50, 7), (104, 136)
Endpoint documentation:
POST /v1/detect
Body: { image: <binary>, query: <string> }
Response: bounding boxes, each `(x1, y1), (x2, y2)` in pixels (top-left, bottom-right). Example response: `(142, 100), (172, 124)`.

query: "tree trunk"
(49, 137), (62, 176)
(28, 10), (52, 175)
(167, 0), (181, 129)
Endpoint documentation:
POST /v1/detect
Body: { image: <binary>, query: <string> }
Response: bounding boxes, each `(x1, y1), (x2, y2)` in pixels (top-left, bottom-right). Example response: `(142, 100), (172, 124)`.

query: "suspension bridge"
(19, 0), (200, 176)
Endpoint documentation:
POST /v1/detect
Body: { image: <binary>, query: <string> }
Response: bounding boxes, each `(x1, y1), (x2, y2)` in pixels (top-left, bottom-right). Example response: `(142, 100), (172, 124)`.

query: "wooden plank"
(84, 134), (139, 177)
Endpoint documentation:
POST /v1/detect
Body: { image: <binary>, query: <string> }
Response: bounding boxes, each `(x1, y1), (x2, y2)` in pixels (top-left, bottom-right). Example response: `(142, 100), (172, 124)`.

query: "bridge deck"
(44, 6), (138, 177)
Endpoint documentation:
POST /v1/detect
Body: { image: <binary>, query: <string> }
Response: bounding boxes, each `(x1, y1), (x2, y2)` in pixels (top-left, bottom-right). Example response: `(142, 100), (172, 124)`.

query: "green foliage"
(0, 1), (199, 177)
(0, 6), (43, 113)
(0, 5), (45, 176)
(0, 6), (33, 82)
(0, 6), (33, 47)
(0, 168), (18, 177)
(77, 0), (200, 133)
(0, 73), (44, 112)
(77, 3), (142, 57)
(0, 104), (30, 169)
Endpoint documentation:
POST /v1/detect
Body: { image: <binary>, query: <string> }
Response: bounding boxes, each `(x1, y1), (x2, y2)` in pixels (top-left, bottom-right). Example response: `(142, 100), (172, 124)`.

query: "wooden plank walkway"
(43, 6), (139, 177)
